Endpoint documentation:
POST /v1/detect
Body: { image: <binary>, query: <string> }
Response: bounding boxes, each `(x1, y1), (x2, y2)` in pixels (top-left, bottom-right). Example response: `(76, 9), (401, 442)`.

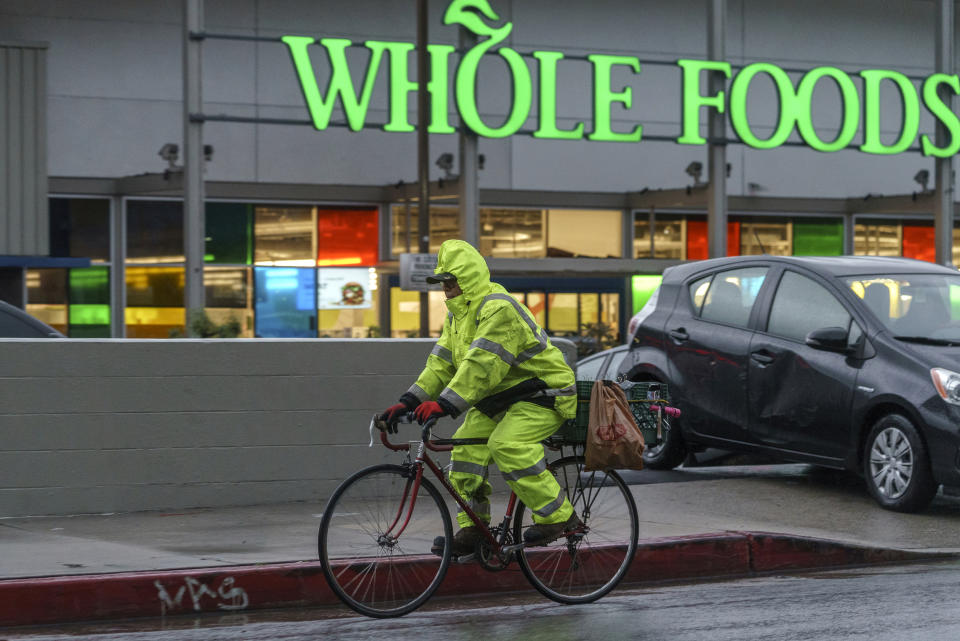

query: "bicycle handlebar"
(369, 412), (450, 452)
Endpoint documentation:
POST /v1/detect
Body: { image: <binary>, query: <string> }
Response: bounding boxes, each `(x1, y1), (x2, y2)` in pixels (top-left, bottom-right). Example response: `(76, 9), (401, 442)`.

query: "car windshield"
(846, 273), (960, 342)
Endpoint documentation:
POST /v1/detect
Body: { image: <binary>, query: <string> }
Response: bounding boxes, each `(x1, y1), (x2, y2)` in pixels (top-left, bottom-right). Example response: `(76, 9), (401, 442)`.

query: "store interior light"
(318, 257), (363, 266)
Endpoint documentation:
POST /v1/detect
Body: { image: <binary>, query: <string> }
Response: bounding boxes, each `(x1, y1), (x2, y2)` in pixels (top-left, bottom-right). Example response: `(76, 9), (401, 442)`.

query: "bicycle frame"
(378, 424), (518, 553)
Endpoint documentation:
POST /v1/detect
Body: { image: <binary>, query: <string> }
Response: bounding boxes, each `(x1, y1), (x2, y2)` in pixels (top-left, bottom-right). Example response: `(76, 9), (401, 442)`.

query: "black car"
(0, 300), (65, 338)
(620, 255), (960, 512)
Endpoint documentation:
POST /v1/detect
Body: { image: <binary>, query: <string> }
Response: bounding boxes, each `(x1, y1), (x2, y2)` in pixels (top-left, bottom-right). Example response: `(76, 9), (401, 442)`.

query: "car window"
(698, 267), (768, 328)
(575, 354), (606, 381)
(688, 275), (712, 314)
(604, 349), (627, 379)
(768, 271), (851, 342)
(0, 308), (49, 338)
(847, 274), (960, 340)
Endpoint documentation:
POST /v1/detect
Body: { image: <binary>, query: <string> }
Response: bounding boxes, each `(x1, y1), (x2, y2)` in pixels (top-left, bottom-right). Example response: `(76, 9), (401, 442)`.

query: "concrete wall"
(0, 338), (442, 517)
(0, 0), (948, 199)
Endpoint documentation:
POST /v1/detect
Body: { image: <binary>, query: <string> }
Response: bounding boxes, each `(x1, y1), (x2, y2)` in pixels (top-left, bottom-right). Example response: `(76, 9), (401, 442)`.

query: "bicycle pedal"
(453, 553), (477, 564)
(501, 543), (526, 554)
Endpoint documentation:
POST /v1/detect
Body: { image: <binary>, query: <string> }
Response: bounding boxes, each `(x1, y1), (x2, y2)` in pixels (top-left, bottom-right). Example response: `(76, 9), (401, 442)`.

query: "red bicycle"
(317, 413), (640, 618)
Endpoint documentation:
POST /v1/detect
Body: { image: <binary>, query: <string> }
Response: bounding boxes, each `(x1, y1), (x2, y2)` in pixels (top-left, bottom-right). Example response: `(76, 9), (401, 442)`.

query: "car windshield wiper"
(893, 335), (960, 346)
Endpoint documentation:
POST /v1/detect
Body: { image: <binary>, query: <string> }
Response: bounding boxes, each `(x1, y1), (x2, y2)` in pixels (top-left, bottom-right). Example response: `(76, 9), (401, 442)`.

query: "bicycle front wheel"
(514, 456), (638, 604)
(318, 463), (452, 618)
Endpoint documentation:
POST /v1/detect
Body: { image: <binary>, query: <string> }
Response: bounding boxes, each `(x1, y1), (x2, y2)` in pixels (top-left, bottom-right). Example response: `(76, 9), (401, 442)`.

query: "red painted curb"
(0, 532), (944, 628)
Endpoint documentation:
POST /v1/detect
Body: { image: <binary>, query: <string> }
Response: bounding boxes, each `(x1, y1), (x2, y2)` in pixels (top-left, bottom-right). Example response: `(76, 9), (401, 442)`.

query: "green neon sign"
(282, 0), (960, 157)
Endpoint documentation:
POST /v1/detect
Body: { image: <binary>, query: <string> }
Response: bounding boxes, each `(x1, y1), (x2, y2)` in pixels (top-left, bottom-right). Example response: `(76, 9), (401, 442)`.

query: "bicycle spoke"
(319, 465), (451, 618)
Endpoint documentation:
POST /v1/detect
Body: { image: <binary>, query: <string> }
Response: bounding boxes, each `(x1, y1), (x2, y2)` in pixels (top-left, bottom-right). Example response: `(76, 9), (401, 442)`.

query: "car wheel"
(642, 412), (687, 470)
(863, 414), (938, 513)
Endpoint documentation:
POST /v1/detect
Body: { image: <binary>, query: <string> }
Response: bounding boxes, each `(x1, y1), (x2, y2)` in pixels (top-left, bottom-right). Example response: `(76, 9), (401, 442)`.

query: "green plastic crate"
(551, 381), (670, 445)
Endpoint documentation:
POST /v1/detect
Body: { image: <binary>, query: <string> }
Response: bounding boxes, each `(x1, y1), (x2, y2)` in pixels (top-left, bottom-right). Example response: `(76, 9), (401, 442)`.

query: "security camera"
(158, 143), (179, 169)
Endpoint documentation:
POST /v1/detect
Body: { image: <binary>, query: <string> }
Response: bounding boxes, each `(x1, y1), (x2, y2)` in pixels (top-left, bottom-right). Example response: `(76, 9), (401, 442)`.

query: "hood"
(434, 240), (492, 303)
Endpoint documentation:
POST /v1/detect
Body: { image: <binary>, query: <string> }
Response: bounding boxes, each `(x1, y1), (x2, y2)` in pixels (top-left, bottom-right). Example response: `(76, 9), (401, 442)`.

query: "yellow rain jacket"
(406, 240), (576, 420)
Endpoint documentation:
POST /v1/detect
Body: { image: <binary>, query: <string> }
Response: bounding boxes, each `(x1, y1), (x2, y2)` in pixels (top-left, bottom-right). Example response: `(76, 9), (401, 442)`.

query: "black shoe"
(523, 512), (582, 546)
(431, 526), (485, 557)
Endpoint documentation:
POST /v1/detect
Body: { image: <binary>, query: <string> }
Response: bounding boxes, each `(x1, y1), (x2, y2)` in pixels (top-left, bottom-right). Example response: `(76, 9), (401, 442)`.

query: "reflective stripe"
(502, 457), (547, 482)
(475, 294), (549, 363)
(440, 387), (470, 413)
(430, 343), (453, 364)
(532, 487), (567, 518)
(534, 384), (576, 397)
(407, 383), (431, 403)
(450, 460), (488, 478)
(470, 337), (516, 366)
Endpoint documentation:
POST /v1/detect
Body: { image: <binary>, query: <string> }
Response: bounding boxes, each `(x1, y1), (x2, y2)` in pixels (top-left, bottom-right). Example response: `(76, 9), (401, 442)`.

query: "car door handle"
(750, 351), (775, 365)
(669, 328), (689, 342)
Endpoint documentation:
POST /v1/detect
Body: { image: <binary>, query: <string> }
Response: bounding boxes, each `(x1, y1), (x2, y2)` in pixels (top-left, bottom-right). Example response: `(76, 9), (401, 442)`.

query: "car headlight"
(931, 367), (960, 405)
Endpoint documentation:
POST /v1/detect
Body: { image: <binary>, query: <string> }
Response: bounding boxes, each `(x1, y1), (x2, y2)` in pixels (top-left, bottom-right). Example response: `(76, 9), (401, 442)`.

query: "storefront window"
(205, 267), (253, 337)
(854, 221), (901, 256)
(547, 293), (579, 333)
(255, 206), (315, 266)
(69, 267), (110, 337)
(254, 267), (316, 337)
(685, 218), (740, 258)
(740, 219), (791, 256)
(25, 269), (68, 333)
(902, 225), (936, 262)
(526, 292), (547, 326)
(546, 209), (620, 257)
(480, 208), (545, 257)
(389, 288), (445, 337)
(127, 200), (184, 264)
(634, 212), (685, 259)
(793, 218), (843, 256)
(125, 266), (184, 338)
(631, 275), (662, 314)
(206, 202), (253, 265)
(318, 267), (380, 337)
(318, 207), (379, 266)
(50, 198), (110, 262)
(391, 205), (460, 255)
(580, 293), (599, 326)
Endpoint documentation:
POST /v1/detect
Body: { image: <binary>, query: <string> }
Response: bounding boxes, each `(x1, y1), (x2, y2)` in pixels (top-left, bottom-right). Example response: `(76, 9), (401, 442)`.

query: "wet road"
(8, 559), (960, 641)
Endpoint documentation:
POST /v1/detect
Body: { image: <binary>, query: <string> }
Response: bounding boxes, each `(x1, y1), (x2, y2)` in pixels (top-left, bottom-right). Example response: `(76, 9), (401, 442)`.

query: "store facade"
(2, 0), (959, 340)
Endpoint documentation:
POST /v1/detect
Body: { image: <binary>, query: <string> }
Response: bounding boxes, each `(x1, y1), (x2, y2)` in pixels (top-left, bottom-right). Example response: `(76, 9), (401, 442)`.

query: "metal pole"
(458, 28), (479, 248)
(110, 195), (126, 337)
(417, 0), (430, 337)
(707, 0), (727, 258)
(935, 0), (955, 267)
(183, 0), (206, 335)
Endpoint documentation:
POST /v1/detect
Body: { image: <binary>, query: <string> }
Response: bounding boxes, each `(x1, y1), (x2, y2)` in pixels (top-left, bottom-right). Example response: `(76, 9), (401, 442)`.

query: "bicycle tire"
(318, 463), (453, 618)
(514, 456), (638, 604)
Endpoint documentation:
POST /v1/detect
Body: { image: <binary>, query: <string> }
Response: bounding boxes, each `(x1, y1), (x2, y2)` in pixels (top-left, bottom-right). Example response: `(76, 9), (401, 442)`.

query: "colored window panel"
(631, 275), (663, 314)
(686, 220), (740, 258)
(127, 200), (184, 264)
(70, 267), (109, 305)
(125, 307), (185, 338)
(793, 218), (843, 256)
(547, 210), (620, 257)
(902, 225), (936, 262)
(255, 207), (316, 266)
(740, 219), (789, 255)
(389, 287), (445, 337)
(49, 198), (110, 261)
(854, 222), (901, 256)
(317, 208), (379, 266)
(391, 205), (460, 255)
(254, 267), (317, 337)
(126, 267), (184, 307)
(548, 293), (578, 333)
(205, 267), (251, 308)
(206, 203), (253, 265)
(580, 293), (600, 326)
(26, 268), (67, 305)
(480, 208), (546, 257)
(526, 292), (546, 326)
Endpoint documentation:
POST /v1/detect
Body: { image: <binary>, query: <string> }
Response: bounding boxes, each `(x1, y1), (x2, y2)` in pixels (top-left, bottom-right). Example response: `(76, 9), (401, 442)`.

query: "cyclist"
(381, 239), (580, 556)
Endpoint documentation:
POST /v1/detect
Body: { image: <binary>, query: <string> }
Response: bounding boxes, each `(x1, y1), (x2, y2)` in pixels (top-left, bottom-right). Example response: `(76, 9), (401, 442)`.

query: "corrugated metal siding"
(0, 42), (48, 257)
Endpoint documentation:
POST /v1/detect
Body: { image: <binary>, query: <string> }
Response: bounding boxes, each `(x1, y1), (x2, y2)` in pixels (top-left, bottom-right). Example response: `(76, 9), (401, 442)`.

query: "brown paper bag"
(585, 380), (646, 471)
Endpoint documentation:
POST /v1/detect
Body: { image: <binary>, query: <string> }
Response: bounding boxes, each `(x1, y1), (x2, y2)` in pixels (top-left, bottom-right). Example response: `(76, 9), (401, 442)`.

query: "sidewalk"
(2, 463), (959, 626)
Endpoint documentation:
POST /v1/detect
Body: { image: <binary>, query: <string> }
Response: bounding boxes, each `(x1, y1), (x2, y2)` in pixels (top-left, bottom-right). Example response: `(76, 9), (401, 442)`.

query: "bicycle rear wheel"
(318, 463), (452, 618)
(514, 456), (638, 604)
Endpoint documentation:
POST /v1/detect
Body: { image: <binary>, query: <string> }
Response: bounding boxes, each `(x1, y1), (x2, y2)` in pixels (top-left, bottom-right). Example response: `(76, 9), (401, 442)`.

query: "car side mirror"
(805, 326), (851, 353)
